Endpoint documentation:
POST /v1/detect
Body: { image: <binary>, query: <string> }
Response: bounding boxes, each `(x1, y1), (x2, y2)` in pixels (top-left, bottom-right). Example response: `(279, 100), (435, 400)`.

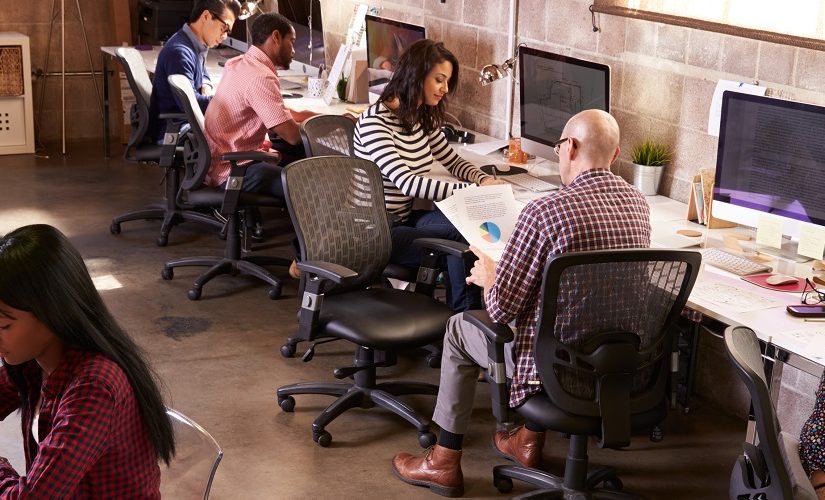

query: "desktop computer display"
(223, 17), (249, 52)
(278, 0), (325, 69)
(518, 46), (610, 161)
(713, 92), (825, 249)
(365, 15), (425, 93)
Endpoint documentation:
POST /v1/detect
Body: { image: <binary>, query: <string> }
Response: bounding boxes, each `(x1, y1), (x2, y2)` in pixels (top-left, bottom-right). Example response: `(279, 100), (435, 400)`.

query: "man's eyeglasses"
(801, 278), (825, 304)
(553, 137), (568, 156)
(210, 12), (232, 35)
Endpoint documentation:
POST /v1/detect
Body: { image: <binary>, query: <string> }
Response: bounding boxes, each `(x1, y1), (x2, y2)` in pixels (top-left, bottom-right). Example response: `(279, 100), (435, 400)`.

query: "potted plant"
(631, 139), (672, 196)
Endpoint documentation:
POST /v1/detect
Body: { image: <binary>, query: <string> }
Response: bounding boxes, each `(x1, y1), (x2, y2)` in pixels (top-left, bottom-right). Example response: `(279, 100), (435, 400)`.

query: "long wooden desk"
(100, 45), (351, 158)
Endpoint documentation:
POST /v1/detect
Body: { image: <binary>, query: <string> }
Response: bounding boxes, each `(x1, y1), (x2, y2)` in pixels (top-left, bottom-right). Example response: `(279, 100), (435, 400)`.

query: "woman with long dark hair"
(354, 39), (506, 311)
(0, 224), (174, 497)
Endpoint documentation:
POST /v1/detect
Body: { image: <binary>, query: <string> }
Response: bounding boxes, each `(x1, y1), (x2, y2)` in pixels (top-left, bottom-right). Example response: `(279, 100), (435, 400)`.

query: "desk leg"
(102, 51), (110, 159)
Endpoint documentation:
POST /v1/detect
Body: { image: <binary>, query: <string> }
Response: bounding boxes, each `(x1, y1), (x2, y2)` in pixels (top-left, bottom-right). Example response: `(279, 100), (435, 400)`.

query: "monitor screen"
(365, 14), (425, 91)
(278, 0), (325, 69)
(713, 92), (825, 236)
(223, 17), (249, 52)
(518, 46), (610, 161)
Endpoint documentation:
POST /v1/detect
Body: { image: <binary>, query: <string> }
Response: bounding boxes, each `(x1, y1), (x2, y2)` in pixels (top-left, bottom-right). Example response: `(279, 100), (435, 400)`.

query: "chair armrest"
(158, 112), (187, 121)
(221, 151), (281, 163)
(413, 238), (470, 258)
(298, 260), (358, 285)
(463, 310), (514, 344)
(463, 310), (513, 425)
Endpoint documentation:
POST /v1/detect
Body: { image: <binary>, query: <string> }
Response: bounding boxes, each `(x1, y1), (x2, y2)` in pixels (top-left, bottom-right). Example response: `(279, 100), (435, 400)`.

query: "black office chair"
(109, 47), (222, 246)
(275, 156), (466, 448)
(299, 114), (355, 157)
(724, 325), (816, 500)
(160, 74), (292, 300)
(465, 249), (701, 498)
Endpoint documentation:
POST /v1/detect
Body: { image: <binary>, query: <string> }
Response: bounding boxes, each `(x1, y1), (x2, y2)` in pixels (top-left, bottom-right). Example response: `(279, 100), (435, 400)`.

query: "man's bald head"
(563, 109), (620, 167)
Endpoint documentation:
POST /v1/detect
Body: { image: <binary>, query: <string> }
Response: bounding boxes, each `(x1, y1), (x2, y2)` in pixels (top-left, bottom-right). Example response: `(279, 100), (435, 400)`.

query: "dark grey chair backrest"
(299, 114), (356, 157)
(724, 325), (794, 499)
(167, 74), (212, 192)
(115, 47), (153, 160)
(534, 249), (701, 448)
(281, 156), (392, 291)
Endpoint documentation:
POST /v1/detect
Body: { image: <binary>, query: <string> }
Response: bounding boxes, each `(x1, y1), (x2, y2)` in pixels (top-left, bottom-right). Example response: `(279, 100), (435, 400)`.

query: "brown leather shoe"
(493, 425), (545, 469)
(392, 445), (464, 497)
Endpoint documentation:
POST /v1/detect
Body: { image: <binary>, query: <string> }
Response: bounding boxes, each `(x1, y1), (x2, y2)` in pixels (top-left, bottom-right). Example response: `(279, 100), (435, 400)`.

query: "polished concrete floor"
(0, 141), (745, 499)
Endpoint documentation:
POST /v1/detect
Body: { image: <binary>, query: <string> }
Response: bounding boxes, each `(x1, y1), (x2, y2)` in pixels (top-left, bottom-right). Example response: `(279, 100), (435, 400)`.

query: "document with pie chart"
(435, 184), (519, 261)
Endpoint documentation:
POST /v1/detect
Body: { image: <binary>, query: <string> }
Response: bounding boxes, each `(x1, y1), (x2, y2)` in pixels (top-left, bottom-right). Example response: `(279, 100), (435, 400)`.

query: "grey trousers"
(432, 314), (515, 435)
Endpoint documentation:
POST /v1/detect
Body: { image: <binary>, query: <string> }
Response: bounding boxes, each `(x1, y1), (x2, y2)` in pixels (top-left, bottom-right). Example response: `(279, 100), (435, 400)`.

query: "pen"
(491, 165), (498, 179)
(803, 318), (825, 322)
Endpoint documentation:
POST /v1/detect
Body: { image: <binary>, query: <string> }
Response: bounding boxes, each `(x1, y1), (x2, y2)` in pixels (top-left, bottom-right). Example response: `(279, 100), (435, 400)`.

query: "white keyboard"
(506, 173), (558, 192)
(702, 248), (772, 276)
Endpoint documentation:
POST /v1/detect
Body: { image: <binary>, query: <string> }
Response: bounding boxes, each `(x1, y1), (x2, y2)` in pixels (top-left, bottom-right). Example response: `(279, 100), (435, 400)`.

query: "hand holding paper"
(466, 245), (496, 290)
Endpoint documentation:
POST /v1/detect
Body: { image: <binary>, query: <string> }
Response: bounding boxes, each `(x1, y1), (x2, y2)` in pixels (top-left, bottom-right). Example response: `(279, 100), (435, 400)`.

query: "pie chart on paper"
(479, 222), (502, 243)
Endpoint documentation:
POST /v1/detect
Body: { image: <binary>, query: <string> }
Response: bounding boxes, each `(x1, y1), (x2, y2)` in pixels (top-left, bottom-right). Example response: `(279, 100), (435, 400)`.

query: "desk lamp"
(479, 43), (525, 86)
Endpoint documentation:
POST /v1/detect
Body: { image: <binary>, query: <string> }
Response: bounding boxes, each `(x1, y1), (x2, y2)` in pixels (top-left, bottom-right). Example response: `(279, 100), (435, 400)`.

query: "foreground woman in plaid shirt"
(0, 224), (175, 498)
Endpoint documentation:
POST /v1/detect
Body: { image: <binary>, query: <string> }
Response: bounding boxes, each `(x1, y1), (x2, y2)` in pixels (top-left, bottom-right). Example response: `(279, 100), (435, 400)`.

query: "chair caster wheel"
(280, 343), (296, 358)
(278, 395), (295, 412)
(161, 268), (174, 280)
(425, 354), (441, 369)
(493, 474), (513, 493)
(418, 432), (436, 448)
(603, 477), (623, 491)
(268, 284), (281, 300)
(110, 222), (121, 235)
(313, 430), (332, 447)
(187, 287), (202, 300)
(156, 234), (168, 247)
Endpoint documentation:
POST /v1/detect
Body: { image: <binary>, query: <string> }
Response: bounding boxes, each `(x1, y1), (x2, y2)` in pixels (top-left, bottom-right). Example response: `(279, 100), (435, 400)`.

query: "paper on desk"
(461, 139), (509, 156)
(776, 328), (825, 364)
(707, 81), (766, 136)
(756, 214), (783, 249)
(690, 281), (784, 313)
(435, 184), (519, 262)
(798, 225), (825, 260)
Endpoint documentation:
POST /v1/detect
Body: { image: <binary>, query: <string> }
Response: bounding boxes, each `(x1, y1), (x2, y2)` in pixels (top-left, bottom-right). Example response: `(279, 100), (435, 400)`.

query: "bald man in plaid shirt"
(392, 109), (652, 498)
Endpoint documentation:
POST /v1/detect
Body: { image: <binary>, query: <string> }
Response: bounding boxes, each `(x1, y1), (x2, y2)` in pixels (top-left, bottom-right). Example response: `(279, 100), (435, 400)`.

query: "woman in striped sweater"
(354, 39), (506, 311)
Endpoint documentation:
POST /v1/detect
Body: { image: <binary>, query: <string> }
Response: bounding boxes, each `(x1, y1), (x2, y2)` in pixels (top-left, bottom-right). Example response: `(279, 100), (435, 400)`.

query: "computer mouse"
(765, 274), (799, 286)
(496, 164), (511, 173)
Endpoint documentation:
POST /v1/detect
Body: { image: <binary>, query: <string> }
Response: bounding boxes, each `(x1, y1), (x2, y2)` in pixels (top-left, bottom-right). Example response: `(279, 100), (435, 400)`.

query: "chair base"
(111, 204), (223, 246)
(492, 434), (640, 499)
(162, 254), (291, 300)
(277, 376), (438, 448)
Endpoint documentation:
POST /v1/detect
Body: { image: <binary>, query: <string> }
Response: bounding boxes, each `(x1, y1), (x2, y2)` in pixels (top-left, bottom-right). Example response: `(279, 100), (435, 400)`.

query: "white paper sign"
(707, 81), (766, 136)
(798, 225), (825, 260)
(756, 214), (783, 249)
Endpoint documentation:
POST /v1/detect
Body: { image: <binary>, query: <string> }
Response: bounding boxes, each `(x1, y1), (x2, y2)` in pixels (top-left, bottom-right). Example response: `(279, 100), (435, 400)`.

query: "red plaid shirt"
(0, 349), (160, 498)
(486, 169), (651, 407)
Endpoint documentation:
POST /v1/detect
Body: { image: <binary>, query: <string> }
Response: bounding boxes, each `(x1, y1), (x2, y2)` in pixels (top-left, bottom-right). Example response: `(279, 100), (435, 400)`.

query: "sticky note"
(798, 225), (825, 260)
(756, 214), (783, 249)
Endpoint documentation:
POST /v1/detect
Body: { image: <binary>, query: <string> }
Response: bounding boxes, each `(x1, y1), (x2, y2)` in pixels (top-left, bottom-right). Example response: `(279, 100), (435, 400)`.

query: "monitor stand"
(754, 237), (812, 263)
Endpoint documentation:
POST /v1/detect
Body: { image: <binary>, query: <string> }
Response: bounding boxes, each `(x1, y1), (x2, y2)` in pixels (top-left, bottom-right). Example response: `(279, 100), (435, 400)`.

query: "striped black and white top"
(354, 102), (489, 221)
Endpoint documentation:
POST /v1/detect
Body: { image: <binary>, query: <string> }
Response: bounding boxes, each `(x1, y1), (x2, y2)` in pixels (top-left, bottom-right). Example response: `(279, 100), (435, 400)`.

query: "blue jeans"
(238, 162), (284, 198)
(392, 209), (482, 312)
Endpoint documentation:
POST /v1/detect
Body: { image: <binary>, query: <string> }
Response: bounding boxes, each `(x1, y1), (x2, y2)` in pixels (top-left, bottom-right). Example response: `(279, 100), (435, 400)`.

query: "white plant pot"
(632, 163), (665, 196)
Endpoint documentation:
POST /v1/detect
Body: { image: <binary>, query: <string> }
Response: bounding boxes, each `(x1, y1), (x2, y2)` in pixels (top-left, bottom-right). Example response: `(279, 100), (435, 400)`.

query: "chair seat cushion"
(515, 392), (667, 439)
(184, 187), (284, 209)
(382, 263), (418, 282)
(133, 144), (164, 162)
(320, 288), (454, 349)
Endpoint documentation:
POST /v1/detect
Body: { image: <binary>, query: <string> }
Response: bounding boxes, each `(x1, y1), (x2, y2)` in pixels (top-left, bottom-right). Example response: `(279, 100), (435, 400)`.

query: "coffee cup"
(307, 77), (326, 98)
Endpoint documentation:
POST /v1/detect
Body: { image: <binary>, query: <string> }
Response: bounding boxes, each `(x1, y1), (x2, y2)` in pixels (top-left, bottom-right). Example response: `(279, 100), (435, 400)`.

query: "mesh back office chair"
(275, 156), (460, 448)
(299, 114), (355, 157)
(724, 326), (817, 500)
(161, 408), (223, 500)
(464, 249), (701, 498)
(109, 48), (222, 246)
(160, 74), (292, 300)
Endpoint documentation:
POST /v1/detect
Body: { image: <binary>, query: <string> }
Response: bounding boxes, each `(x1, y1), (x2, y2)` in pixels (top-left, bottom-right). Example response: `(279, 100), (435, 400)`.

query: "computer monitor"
(365, 14), (425, 93)
(712, 91), (825, 258)
(278, 0), (325, 70)
(222, 17), (249, 52)
(518, 46), (610, 161)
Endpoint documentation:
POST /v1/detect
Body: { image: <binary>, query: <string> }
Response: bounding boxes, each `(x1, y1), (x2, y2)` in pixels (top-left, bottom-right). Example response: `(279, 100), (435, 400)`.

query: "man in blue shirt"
(148, 0), (242, 143)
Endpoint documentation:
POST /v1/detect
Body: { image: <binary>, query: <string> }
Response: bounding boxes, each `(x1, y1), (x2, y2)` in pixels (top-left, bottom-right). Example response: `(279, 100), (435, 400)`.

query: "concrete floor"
(0, 141), (745, 499)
